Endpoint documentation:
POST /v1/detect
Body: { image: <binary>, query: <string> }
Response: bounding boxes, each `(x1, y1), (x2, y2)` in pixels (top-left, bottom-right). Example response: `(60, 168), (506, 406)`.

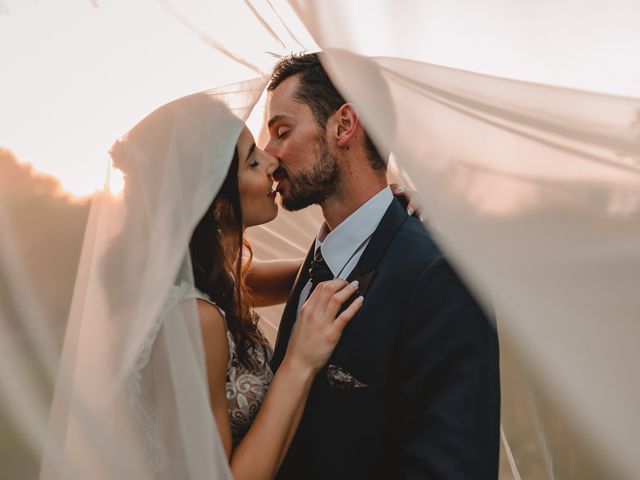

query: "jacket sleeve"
(399, 256), (501, 480)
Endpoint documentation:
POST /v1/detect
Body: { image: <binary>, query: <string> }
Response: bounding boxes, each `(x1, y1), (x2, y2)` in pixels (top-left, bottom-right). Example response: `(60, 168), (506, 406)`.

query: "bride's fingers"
(325, 280), (360, 316)
(331, 296), (364, 336)
(391, 183), (422, 218)
(310, 279), (347, 305)
(302, 279), (347, 314)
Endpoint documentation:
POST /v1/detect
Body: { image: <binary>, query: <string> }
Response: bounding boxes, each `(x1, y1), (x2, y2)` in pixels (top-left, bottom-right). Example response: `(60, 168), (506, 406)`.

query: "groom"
(266, 53), (500, 479)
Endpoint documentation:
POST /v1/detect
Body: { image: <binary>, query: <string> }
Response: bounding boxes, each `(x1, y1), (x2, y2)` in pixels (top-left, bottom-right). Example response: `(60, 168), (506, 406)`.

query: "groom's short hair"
(268, 52), (387, 172)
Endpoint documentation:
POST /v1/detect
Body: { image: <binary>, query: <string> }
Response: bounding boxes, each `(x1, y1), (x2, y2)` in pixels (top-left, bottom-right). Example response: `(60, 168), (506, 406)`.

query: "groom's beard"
(280, 137), (339, 212)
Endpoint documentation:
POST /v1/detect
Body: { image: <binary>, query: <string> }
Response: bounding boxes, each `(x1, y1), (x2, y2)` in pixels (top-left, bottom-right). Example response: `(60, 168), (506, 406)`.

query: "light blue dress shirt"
(296, 186), (394, 316)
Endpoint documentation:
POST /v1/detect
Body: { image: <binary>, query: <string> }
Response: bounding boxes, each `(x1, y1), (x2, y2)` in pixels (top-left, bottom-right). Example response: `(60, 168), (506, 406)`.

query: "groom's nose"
(264, 138), (278, 158)
(264, 152), (279, 177)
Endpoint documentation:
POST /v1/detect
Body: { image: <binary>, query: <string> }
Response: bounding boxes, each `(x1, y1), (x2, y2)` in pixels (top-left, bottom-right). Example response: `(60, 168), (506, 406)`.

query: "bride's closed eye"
(249, 159), (261, 168)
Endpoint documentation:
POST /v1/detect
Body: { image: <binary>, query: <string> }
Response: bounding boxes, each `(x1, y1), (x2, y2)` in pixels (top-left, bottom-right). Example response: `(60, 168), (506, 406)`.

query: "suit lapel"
(346, 198), (408, 297)
(331, 199), (408, 363)
(271, 243), (314, 372)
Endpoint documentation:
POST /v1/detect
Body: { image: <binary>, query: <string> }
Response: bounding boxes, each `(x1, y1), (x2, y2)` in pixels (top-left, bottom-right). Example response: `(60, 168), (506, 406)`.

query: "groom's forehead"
(268, 83), (313, 124)
(269, 74), (300, 102)
(268, 76), (305, 115)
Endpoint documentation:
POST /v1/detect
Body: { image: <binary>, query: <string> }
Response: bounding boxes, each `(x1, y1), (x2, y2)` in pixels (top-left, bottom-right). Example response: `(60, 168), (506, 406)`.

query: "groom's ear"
(334, 103), (360, 148)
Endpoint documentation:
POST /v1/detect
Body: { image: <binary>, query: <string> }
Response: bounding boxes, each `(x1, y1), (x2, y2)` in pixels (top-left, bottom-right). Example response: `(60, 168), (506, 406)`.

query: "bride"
(102, 89), (363, 479)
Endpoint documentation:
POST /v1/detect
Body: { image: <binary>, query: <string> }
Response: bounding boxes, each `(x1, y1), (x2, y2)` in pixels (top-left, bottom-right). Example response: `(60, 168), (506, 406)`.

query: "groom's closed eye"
(267, 114), (294, 140)
(276, 127), (289, 139)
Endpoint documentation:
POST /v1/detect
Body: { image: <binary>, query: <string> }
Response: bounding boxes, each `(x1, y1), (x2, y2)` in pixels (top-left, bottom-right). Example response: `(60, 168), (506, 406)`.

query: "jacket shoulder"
(389, 216), (442, 267)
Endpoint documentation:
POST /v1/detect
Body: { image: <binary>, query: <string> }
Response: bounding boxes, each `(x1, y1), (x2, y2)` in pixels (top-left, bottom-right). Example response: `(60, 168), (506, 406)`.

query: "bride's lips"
(272, 167), (288, 194)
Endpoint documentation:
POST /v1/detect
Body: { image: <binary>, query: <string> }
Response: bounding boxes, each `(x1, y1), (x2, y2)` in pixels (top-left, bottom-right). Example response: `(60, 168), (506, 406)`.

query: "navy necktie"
(308, 247), (333, 295)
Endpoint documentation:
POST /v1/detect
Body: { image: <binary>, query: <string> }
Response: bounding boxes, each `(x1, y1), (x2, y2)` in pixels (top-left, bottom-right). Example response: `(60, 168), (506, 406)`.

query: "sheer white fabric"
(287, 3), (640, 476)
(36, 84), (266, 480)
(318, 49), (640, 480)
(1, 1), (639, 479)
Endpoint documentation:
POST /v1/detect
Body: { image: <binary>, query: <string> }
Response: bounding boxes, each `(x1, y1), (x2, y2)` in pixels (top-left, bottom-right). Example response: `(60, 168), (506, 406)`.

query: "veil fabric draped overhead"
(318, 49), (640, 480)
(37, 83), (266, 480)
(1, 1), (639, 479)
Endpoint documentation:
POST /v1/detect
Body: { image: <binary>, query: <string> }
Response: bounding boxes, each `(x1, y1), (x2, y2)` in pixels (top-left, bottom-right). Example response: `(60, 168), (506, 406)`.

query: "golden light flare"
(0, 0), (314, 197)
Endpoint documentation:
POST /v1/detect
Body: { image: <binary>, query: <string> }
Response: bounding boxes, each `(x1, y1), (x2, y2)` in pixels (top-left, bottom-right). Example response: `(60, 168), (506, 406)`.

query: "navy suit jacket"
(272, 199), (500, 479)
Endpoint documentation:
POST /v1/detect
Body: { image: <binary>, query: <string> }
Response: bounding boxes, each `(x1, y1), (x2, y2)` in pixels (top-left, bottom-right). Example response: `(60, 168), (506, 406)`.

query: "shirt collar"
(315, 186), (394, 277)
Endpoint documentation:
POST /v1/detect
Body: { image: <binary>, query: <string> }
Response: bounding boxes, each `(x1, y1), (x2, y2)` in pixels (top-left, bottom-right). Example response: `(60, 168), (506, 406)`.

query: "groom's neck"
(320, 171), (388, 231)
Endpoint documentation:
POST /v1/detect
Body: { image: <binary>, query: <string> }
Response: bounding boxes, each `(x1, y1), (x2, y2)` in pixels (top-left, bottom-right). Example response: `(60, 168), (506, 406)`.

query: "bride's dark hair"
(189, 148), (270, 369)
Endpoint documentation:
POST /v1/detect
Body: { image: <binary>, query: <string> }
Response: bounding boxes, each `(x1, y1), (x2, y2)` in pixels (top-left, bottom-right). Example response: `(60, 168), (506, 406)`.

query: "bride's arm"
(245, 258), (303, 307)
(198, 280), (363, 480)
(230, 351), (314, 477)
(198, 300), (234, 457)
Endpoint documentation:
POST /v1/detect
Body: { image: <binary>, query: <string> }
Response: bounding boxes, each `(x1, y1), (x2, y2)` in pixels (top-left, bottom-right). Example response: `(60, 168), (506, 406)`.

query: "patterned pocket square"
(327, 364), (368, 389)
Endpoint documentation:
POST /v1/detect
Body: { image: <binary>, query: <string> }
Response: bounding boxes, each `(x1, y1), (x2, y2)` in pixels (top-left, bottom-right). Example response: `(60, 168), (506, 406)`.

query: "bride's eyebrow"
(245, 142), (256, 163)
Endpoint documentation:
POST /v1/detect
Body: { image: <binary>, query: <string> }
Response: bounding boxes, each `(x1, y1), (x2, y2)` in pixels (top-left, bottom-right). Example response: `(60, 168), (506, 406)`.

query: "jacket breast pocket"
(319, 384), (388, 468)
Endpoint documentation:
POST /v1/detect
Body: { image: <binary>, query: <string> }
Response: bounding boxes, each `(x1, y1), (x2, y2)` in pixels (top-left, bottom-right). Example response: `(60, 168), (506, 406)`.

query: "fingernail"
(395, 186), (405, 193)
(355, 296), (364, 303)
(350, 280), (359, 288)
(407, 206), (414, 216)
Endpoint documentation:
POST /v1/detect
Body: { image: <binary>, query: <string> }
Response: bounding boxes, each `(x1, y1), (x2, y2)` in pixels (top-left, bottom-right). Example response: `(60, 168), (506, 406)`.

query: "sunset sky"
(1, 0), (638, 196)
(0, 0), (311, 196)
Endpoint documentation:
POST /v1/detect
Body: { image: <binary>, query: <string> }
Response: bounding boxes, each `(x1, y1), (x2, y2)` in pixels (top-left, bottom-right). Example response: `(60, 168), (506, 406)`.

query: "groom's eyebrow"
(245, 143), (256, 162)
(267, 114), (290, 130)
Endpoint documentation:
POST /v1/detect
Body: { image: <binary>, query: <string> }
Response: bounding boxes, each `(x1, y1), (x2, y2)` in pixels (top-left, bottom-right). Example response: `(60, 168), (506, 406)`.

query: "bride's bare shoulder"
(197, 299), (230, 366)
